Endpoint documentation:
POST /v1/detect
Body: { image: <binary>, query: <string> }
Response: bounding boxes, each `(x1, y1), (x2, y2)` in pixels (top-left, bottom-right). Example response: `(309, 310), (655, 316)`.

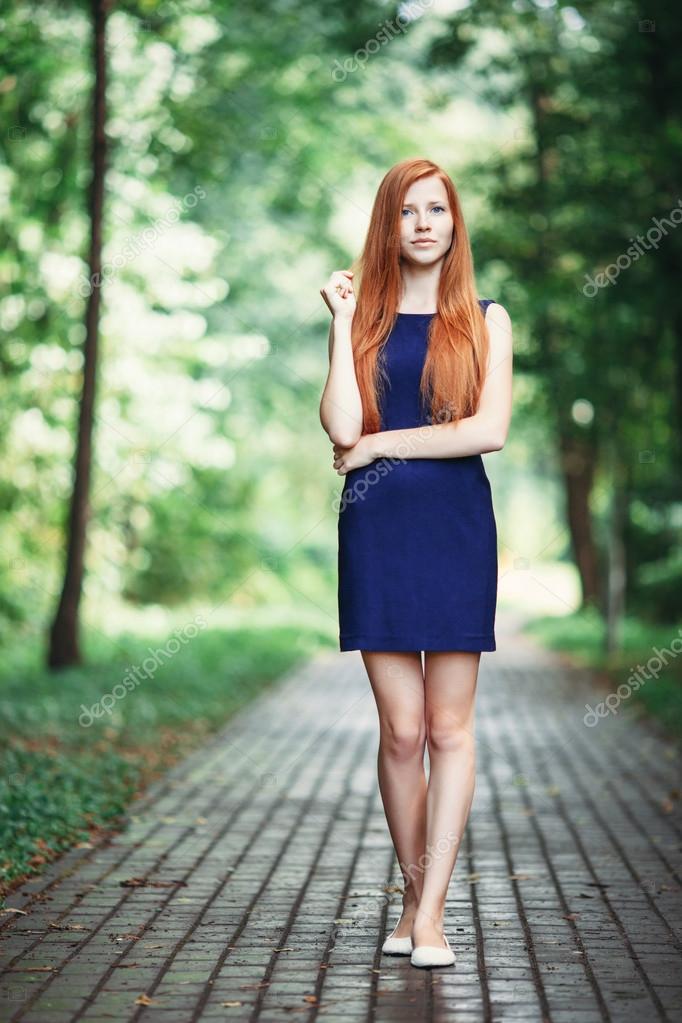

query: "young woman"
(319, 158), (513, 969)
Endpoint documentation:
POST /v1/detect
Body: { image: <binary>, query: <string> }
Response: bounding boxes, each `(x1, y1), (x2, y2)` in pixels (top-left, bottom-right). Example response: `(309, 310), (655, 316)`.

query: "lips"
(413, 239), (436, 245)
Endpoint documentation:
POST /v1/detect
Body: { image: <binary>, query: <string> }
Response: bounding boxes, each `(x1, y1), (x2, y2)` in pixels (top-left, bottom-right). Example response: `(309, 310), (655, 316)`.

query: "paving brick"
(1, 626), (680, 1022)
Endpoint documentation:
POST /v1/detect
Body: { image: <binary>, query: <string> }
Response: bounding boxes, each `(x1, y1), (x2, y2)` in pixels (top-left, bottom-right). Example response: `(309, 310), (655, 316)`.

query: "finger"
(330, 270), (354, 285)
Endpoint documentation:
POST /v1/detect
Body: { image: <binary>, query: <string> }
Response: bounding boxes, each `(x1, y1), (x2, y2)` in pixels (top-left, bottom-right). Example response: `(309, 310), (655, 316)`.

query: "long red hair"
(349, 158), (491, 436)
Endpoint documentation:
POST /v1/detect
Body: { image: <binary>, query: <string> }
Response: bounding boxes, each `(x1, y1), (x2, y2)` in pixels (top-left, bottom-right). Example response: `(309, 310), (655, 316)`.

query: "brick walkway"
(1, 611), (681, 1022)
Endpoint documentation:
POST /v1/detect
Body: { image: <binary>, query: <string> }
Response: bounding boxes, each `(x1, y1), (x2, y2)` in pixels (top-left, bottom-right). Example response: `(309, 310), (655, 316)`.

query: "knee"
(426, 716), (475, 756)
(380, 719), (426, 760)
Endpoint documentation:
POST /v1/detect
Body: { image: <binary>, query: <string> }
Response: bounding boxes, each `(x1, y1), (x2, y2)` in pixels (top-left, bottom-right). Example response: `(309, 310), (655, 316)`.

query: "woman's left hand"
(332, 435), (377, 474)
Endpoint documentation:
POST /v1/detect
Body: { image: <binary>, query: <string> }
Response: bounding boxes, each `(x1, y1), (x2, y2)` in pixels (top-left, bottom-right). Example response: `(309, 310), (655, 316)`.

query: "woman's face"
(399, 174), (454, 267)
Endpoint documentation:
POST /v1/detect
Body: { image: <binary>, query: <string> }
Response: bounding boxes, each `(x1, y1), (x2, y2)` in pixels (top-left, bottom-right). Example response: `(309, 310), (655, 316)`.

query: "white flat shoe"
(382, 921), (413, 955)
(410, 932), (455, 968)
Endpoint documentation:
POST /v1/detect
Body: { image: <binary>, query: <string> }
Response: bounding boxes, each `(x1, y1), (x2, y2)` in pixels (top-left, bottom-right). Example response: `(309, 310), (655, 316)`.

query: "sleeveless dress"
(337, 300), (498, 652)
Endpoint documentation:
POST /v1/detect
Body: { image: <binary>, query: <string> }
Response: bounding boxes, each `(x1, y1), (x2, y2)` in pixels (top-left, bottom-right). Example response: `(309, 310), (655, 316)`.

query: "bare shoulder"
(484, 301), (511, 330)
(484, 302), (512, 354)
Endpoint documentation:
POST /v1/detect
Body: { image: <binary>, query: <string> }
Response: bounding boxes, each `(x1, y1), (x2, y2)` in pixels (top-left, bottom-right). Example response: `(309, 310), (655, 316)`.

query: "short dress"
(337, 300), (498, 653)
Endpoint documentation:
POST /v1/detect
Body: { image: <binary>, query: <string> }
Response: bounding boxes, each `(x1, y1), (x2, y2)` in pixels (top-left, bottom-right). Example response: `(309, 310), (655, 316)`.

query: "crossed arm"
(331, 303), (513, 474)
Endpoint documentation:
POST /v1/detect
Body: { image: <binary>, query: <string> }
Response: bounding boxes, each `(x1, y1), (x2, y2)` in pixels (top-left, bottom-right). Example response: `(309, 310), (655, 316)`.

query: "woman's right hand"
(320, 270), (356, 321)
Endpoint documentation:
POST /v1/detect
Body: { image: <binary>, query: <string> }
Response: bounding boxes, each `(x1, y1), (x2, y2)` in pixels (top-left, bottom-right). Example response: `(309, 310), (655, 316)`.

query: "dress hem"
(339, 634), (496, 653)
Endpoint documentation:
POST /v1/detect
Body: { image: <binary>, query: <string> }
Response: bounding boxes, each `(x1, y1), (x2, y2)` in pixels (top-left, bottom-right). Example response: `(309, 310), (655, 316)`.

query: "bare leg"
(361, 650), (427, 938)
(412, 650), (480, 949)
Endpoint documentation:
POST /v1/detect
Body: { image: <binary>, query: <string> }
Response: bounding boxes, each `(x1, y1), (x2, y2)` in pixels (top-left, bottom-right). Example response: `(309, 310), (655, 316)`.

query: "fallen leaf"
(222, 1001), (242, 1007)
(134, 994), (155, 1005)
(9, 966), (56, 973)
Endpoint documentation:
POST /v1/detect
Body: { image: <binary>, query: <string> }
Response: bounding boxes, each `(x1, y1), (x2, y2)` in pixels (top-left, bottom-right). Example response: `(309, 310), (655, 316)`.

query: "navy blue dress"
(337, 300), (498, 652)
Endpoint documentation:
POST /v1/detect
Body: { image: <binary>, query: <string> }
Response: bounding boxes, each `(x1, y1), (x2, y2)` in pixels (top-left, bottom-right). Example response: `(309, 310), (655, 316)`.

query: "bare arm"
(319, 271), (364, 448)
(334, 303), (513, 470)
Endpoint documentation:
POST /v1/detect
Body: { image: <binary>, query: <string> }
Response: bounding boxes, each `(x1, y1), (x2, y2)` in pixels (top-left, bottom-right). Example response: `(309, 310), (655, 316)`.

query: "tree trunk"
(528, 85), (600, 614)
(48, 0), (108, 668)
(557, 427), (600, 609)
(605, 441), (628, 655)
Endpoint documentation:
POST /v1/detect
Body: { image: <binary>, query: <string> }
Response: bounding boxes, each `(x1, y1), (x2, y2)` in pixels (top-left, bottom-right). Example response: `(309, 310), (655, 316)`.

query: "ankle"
(401, 882), (422, 909)
(414, 904), (445, 929)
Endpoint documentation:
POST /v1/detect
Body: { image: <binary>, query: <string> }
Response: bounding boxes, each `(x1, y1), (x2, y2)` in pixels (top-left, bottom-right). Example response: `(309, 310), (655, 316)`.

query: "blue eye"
(402, 206), (446, 216)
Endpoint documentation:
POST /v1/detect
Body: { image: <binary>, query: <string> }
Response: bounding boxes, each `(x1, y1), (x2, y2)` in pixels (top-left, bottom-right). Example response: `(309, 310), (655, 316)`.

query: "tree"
(48, 0), (110, 667)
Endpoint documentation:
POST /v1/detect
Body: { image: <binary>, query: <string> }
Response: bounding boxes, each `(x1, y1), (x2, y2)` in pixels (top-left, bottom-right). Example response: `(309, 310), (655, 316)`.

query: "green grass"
(0, 615), (335, 903)
(523, 607), (682, 739)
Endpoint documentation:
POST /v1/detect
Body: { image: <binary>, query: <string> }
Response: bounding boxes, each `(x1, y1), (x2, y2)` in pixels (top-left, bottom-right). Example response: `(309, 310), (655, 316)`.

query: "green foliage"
(0, 747), (139, 892)
(524, 609), (682, 739)
(0, 616), (331, 900)
(0, 0), (399, 635)
(635, 549), (682, 624)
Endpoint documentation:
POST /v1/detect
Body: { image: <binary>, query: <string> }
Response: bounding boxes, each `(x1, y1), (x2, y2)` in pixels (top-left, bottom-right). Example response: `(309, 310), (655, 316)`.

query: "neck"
(398, 260), (441, 312)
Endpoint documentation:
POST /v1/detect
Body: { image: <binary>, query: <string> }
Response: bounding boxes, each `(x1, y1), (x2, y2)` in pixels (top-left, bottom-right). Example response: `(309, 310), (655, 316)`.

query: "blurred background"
(1, 0), (680, 898)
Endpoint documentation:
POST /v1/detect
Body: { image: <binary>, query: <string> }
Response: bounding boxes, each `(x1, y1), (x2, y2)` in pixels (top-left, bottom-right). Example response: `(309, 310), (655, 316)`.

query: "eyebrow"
(402, 200), (448, 207)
